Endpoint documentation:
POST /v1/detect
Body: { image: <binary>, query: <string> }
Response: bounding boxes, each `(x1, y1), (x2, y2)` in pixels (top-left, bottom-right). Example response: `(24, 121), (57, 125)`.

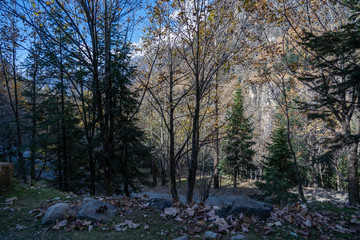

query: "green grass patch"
(0, 183), (188, 240)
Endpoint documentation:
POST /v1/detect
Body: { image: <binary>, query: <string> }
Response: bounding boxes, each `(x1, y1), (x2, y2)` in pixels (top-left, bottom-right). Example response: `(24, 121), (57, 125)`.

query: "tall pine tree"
(256, 125), (298, 204)
(222, 87), (255, 188)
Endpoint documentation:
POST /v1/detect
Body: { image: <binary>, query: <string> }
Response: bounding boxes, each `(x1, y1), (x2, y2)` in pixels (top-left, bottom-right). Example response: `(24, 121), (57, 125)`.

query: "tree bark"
(169, 61), (178, 200)
(30, 63), (37, 181)
(233, 172), (237, 188)
(186, 81), (200, 203)
(59, 33), (68, 191)
(161, 167), (167, 186)
(88, 146), (96, 195)
(213, 74), (220, 189)
(345, 113), (360, 205)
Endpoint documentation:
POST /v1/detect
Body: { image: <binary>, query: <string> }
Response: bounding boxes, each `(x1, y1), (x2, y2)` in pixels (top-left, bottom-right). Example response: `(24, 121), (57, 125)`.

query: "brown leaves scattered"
(42, 194), (359, 239)
(5, 197), (18, 204)
(52, 220), (68, 230)
(263, 202), (360, 237)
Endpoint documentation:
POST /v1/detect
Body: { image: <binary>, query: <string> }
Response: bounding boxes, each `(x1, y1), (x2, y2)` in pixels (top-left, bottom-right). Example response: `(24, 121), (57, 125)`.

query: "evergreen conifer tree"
(296, 0), (360, 204)
(256, 125), (298, 204)
(222, 87), (255, 188)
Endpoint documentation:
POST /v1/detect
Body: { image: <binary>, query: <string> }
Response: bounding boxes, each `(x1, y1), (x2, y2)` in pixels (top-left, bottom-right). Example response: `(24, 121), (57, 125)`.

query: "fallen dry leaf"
(53, 220), (68, 230)
(16, 224), (27, 231)
(5, 197), (18, 204)
(304, 219), (312, 227)
(81, 220), (92, 226)
(164, 207), (179, 217)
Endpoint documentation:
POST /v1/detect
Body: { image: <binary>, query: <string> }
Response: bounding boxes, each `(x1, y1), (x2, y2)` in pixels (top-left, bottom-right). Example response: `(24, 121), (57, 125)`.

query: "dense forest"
(0, 0), (359, 206)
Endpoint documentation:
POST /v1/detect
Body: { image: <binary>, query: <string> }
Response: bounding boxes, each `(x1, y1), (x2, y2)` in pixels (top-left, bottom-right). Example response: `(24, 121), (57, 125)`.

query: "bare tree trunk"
(345, 112), (360, 205)
(88, 146), (96, 195)
(169, 65), (178, 200)
(57, 119), (62, 190)
(103, 0), (113, 195)
(152, 157), (157, 186)
(186, 82), (200, 203)
(30, 59), (38, 181)
(59, 33), (68, 191)
(311, 162), (319, 188)
(233, 171), (237, 188)
(213, 75), (220, 189)
(123, 143), (130, 197)
(285, 110), (306, 202)
(161, 166), (167, 186)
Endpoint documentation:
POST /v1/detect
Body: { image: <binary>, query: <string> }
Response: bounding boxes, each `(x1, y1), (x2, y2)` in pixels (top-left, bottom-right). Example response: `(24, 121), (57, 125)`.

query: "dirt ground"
(143, 178), (348, 204)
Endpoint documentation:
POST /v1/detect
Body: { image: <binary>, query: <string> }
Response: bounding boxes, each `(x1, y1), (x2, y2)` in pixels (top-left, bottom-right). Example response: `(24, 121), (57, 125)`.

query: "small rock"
(78, 200), (117, 221)
(173, 234), (188, 240)
(204, 231), (218, 239)
(42, 203), (70, 225)
(148, 198), (172, 211)
(230, 234), (246, 240)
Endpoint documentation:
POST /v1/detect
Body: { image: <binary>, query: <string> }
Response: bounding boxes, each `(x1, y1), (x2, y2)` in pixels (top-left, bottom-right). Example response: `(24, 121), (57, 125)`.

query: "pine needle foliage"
(221, 87), (255, 187)
(256, 125), (298, 204)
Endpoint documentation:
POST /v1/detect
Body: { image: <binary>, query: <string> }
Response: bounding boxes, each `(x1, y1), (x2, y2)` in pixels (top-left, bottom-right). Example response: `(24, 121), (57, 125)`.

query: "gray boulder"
(216, 205), (232, 218)
(148, 198), (172, 211)
(173, 234), (188, 240)
(82, 197), (96, 205)
(78, 200), (117, 221)
(230, 198), (272, 219)
(42, 203), (70, 224)
(204, 231), (218, 239)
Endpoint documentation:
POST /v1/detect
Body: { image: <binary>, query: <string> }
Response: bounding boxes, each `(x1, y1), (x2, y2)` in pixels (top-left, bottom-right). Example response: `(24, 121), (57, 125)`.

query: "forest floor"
(0, 180), (359, 240)
(143, 179), (348, 204)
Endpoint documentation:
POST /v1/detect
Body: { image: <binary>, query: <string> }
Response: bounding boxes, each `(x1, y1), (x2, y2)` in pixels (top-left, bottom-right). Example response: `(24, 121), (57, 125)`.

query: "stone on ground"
(82, 197), (96, 205)
(217, 197), (272, 219)
(78, 200), (117, 221)
(204, 231), (218, 239)
(216, 205), (232, 218)
(173, 234), (188, 240)
(230, 198), (273, 219)
(42, 203), (70, 224)
(148, 198), (172, 211)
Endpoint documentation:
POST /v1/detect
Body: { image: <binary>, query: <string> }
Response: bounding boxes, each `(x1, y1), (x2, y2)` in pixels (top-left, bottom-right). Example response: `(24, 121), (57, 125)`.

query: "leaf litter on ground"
(37, 194), (360, 239)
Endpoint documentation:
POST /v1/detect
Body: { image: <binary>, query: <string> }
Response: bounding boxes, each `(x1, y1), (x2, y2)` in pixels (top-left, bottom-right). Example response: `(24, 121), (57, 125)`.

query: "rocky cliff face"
(223, 78), (278, 174)
(243, 83), (278, 166)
